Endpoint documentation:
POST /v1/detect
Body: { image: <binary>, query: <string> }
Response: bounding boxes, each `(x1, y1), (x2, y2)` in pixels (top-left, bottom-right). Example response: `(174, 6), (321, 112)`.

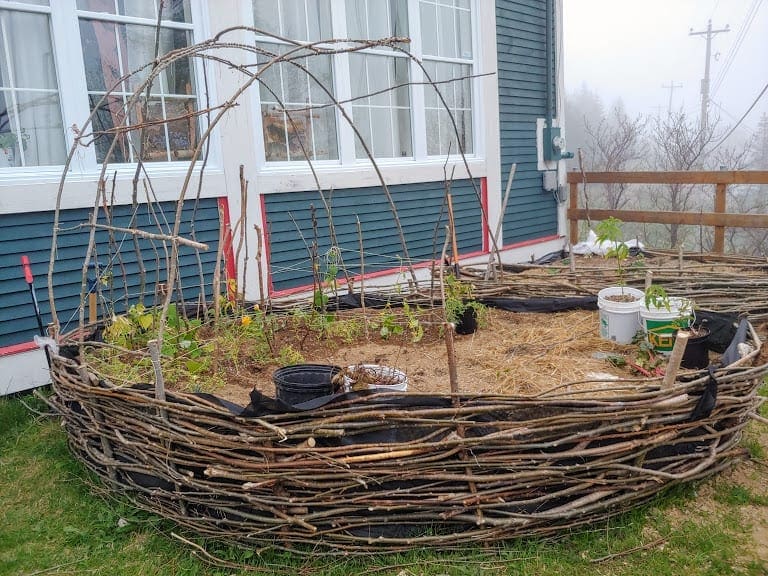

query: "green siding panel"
(0, 199), (220, 348)
(264, 180), (483, 292)
(496, 0), (558, 245)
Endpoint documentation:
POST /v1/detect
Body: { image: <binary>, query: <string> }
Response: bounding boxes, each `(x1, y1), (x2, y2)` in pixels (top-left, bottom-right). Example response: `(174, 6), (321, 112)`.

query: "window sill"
(0, 163), (225, 215)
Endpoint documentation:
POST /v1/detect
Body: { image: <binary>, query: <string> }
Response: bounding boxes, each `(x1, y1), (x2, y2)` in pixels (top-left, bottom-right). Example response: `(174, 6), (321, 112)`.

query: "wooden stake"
(645, 270), (653, 291)
(485, 163), (516, 280)
(148, 339), (166, 403)
(568, 242), (576, 274)
(356, 216), (368, 337)
(444, 322), (460, 404)
(663, 332), (689, 389)
(446, 193), (459, 271)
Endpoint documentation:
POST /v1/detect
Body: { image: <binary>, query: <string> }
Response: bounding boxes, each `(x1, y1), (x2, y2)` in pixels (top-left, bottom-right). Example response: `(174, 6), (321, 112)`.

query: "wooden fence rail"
(567, 171), (768, 252)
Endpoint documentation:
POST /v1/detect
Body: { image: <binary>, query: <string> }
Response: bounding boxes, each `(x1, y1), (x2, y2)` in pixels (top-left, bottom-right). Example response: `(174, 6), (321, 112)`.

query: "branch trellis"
(40, 24), (768, 557)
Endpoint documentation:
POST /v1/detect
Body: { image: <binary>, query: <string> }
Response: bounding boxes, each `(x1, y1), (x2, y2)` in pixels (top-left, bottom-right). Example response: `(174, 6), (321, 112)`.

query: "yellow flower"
(241, 315), (252, 327)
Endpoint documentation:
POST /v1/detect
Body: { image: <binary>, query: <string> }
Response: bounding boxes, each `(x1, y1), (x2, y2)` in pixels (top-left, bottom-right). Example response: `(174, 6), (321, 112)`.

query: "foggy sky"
(563, 0), (768, 137)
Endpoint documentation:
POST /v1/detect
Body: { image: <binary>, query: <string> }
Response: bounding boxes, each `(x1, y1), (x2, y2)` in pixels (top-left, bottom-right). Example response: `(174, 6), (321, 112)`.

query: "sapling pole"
(663, 332), (689, 389)
(356, 215), (368, 337)
(485, 163), (516, 281)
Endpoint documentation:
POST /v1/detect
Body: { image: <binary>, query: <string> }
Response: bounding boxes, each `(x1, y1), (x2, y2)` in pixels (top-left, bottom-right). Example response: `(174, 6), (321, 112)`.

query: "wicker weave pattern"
(47, 335), (767, 554)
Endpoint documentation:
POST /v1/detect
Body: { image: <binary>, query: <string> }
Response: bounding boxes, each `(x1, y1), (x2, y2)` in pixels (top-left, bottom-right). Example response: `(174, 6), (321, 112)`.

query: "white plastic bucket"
(597, 286), (644, 344)
(640, 298), (692, 353)
(344, 364), (408, 392)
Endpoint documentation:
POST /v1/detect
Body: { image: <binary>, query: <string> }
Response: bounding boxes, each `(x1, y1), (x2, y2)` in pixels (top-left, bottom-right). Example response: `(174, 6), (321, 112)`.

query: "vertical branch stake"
(148, 339), (166, 403)
(356, 215), (368, 338)
(663, 332), (689, 389)
(444, 322), (460, 403)
(645, 270), (653, 291)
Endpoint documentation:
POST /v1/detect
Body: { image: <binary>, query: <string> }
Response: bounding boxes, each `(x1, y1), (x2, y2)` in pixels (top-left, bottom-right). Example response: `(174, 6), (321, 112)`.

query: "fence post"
(713, 183), (727, 253)
(569, 181), (579, 245)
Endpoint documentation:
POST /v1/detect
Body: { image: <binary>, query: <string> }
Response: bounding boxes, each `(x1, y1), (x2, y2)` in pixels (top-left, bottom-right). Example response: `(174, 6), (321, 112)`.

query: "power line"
(707, 81), (768, 154)
(711, 0), (762, 97)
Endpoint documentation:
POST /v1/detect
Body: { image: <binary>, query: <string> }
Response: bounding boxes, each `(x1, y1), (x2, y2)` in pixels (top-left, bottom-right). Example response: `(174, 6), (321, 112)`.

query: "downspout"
(545, 0), (554, 131)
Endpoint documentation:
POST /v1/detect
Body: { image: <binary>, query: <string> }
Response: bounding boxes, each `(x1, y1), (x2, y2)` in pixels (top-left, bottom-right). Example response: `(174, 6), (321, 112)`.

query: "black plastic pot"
(273, 364), (341, 406)
(680, 327), (711, 370)
(455, 307), (478, 335)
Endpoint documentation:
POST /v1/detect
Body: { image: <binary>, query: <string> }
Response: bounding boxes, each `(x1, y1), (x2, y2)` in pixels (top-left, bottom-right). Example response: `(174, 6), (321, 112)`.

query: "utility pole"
(689, 20), (729, 145)
(662, 81), (683, 114)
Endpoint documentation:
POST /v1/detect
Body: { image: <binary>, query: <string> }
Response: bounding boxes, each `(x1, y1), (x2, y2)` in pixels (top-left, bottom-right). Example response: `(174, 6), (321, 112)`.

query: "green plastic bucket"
(640, 298), (691, 354)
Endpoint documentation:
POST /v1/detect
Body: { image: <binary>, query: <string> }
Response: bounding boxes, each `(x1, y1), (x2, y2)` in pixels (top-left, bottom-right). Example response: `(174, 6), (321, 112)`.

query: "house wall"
(0, 199), (222, 348)
(496, 0), (562, 247)
(0, 0), (568, 393)
(263, 179), (483, 293)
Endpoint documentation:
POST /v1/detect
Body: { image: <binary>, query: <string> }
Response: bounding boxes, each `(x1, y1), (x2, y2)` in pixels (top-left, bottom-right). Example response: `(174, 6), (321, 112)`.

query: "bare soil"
(208, 306), (729, 407)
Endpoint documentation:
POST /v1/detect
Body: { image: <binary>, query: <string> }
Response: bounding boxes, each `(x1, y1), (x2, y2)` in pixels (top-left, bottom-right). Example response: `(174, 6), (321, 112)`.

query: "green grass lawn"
(1, 390), (767, 576)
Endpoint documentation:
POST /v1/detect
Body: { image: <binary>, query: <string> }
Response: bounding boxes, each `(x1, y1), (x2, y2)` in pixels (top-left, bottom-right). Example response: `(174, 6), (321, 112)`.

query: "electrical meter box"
(543, 126), (573, 161)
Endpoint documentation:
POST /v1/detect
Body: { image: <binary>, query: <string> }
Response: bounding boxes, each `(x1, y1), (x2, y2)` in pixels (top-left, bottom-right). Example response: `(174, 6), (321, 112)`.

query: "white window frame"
(0, 0), (219, 189)
(251, 0), (482, 178)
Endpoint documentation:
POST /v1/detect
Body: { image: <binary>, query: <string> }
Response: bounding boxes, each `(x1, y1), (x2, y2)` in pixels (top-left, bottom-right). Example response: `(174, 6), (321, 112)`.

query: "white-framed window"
(0, 0), (205, 172)
(254, 0), (338, 161)
(0, 1), (66, 168)
(251, 0), (476, 165)
(420, 0), (473, 156)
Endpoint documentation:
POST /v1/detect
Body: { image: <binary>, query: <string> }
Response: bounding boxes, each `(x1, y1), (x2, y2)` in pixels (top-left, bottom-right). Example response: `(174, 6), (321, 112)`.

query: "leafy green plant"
(402, 300), (424, 342)
(595, 217), (630, 291)
(103, 303), (156, 349)
(376, 305), (403, 339)
(644, 284), (693, 329)
(443, 275), (487, 329)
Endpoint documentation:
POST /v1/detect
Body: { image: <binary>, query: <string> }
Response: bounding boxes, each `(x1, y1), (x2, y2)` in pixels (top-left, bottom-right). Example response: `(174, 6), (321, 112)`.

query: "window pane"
(437, 4), (455, 58)
(352, 105), (370, 159)
(425, 108), (439, 155)
(0, 9), (65, 168)
(253, 0), (332, 41)
(346, 0), (367, 39)
(392, 107), (412, 157)
(262, 103), (288, 161)
(366, 0), (389, 41)
(160, 0), (192, 23)
(80, 9), (198, 164)
(281, 0), (308, 41)
(121, 0), (156, 20)
(370, 107), (393, 157)
(253, 0), (280, 34)
(166, 97), (197, 159)
(79, 19), (122, 92)
(312, 106), (338, 159)
(90, 94), (129, 164)
(349, 54), (411, 159)
(457, 9), (472, 58)
(1, 11), (57, 90)
(419, 2), (437, 56)
(258, 43), (338, 161)
(305, 0), (332, 41)
(77, 0), (117, 14)
(346, 0), (407, 46)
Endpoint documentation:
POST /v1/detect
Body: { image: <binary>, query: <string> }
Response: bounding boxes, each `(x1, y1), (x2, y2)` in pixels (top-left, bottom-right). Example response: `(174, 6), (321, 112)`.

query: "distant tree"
(564, 84), (604, 169)
(582, 103), (647, 209)
(647, 110), (719, 247)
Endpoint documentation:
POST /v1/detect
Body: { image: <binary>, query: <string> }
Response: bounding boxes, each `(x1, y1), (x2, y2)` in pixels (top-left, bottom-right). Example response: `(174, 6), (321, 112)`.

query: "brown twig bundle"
(44, 321), (767, 555)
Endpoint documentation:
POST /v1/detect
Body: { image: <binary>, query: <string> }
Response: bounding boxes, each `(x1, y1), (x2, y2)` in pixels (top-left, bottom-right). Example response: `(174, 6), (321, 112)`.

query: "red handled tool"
(21, 255), (46, 337)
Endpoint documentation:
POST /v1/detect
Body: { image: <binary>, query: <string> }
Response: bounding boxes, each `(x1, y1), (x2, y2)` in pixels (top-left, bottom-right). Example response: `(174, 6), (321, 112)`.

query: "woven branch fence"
(45, 321), (767, 554)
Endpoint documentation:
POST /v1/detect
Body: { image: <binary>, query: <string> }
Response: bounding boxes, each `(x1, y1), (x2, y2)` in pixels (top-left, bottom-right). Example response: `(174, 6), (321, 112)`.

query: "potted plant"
(594, 217), (644, 344)
(443, 275), (487, 335)
(642, 284), (709, 367)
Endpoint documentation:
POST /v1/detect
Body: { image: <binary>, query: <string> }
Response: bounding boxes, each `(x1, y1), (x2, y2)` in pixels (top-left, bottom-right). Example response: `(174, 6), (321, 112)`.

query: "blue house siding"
(263, 180), (483, 292)
(0, 199), (221, 348)
(496, 0), (558, 245)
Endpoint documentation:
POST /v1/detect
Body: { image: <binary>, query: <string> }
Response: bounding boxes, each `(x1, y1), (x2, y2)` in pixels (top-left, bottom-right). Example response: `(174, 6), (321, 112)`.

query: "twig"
(588, 537), (668, 563)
